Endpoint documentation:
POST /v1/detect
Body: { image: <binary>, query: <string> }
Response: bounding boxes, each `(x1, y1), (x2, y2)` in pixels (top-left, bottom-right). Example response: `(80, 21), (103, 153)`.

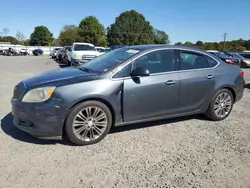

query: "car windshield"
(80, 48), (141, 73)
(232, 53), (244, 59)
(214, 52), (229, 58)
(73, 44), (96, 51)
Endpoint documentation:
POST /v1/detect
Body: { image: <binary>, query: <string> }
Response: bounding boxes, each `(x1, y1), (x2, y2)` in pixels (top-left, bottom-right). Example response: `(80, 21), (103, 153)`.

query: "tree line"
(1, 9), (249, 51)
(0, 10), (169, 47)
(175, 39), (250, 52)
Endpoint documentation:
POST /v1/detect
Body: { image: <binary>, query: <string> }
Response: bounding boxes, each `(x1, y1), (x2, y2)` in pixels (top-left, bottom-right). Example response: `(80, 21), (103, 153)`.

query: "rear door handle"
(165, 80), (176, 85)
(206, 75), (214, 79)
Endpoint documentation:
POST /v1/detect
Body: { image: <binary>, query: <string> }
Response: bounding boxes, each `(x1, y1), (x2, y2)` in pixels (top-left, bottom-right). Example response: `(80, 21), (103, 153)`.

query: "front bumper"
(11, 98), (69, 139)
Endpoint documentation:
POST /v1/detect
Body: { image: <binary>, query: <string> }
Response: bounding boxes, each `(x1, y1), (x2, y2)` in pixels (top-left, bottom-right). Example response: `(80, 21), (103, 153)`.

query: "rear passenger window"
(180, 51), (210, 70)
(205, 55), (218, 67)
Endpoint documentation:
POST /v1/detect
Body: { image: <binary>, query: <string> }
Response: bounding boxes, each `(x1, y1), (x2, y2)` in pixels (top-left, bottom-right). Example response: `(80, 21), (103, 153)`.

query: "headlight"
(22, 87), (56, 103)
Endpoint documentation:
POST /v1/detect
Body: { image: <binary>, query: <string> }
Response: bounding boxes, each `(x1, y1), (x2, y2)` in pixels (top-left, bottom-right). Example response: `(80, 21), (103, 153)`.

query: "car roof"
(73, 42), (94, 46)
(121, 44), (207, 53)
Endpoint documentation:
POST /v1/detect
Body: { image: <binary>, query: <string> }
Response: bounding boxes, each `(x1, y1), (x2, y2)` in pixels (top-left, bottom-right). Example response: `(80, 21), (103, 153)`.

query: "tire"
(65, 101), (113, 146)
(241, 62), (247, 68)
(205, 88), (234, 121)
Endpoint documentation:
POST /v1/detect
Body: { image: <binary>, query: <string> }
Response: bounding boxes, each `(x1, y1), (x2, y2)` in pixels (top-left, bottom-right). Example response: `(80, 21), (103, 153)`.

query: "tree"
(245, 40), (250, 50)
(58, 25), (82, 46)
(107, 10), (155, 46)
(30, 26), (53, 46)
(184, 41), (193, 47)
(3, 28), (9, 36)
(16, 30), (25, 44)
(153, 29), (169, 44)
(0, 36), (18, 44)
(78, 16), (107, 46)
(175, 42), (183, 45)
(24, 39), (30, 46)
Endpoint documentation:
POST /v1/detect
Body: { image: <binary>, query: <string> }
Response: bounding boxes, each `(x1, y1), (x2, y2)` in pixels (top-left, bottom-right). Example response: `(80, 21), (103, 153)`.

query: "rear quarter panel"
(212, 62), (245, 102)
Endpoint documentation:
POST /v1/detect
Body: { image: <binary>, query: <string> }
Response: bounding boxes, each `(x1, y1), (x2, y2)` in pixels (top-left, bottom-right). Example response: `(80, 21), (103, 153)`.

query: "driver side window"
(132, 49), (176, 74)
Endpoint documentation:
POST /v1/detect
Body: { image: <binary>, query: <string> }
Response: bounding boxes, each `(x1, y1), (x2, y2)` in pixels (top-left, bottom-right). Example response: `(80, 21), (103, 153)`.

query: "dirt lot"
(0, 56), (250, 188)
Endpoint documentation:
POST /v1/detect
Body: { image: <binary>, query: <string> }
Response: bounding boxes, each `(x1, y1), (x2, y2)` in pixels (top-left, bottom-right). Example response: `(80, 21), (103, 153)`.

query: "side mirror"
(131, 67), (150, 77)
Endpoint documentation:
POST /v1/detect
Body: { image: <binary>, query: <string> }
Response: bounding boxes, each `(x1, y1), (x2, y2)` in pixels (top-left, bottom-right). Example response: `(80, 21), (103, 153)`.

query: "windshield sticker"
(126, 49), (140, 54)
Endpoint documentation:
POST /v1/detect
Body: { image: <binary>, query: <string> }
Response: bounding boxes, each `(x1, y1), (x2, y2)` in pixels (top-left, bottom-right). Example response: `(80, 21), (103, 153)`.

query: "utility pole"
(223, 33), (228, 51)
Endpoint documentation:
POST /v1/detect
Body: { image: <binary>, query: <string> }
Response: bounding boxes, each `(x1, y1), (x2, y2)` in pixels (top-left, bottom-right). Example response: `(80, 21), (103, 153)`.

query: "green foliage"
(175, 42), (183, 46)
(154, 29), (169, 44)
(58, 25), (82, 46)
(78, 16), (107, 47)
(0, 36), (19, 44)
(30, 26), (53, 46)
(107, 10), (155, 46)
(175, 39), (250, 52)
(24, 39), (30, 46)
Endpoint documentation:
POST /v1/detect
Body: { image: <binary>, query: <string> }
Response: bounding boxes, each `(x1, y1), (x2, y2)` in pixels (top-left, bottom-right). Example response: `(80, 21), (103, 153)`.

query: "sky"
(0, 0), (250, 44)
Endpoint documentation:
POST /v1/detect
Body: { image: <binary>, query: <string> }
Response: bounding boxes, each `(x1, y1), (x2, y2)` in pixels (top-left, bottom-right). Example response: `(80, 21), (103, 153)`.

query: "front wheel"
(205, 89), (234, 121)
(65, 101), (113, 146)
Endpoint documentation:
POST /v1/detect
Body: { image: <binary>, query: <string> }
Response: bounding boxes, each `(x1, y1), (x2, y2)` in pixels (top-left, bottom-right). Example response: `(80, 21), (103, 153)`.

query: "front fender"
(55, 79), (124, 124)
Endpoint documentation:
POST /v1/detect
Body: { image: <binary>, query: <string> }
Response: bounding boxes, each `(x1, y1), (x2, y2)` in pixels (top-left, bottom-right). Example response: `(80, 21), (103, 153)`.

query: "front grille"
(13, 81), (26, 99)
(82, 55), (96, 61)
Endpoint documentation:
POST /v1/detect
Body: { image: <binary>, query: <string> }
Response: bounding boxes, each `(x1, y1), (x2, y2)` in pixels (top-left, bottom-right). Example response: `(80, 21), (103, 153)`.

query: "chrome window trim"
(110, 47), (220, 81)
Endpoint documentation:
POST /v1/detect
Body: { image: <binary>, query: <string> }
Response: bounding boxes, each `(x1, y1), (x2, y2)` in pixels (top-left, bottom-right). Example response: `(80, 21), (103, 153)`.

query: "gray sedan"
(11, 45), (245, 146)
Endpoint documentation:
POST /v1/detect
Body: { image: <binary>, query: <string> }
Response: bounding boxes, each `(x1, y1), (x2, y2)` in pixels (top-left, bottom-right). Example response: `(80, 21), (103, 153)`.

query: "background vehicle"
(95, 46), (108, 55)
(19, 49), (29, 56)
(61, 46), (72, 65)
(51, 48), (62, 58)
(227, 52), (250, 68)
(56, 48), (63, 61)
(67, 42), (100, 66)
(12, 45), (245, 146)
(3, 48), (19, 56)
(239, 52), (250, 59)
(32, 49), (43, 56)
(207, 50), (240, 66)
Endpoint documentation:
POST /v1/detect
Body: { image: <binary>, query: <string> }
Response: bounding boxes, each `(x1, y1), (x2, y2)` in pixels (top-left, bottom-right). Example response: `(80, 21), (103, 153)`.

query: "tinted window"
(132, 50), (176, 74)
(180, 51), (210, 70)
(205, 55), (218, 67)
(214, 52), (228, 58)
(73, 44), (96, 51)
(113, 64), (131, 78)
(231, 53), (244, 59)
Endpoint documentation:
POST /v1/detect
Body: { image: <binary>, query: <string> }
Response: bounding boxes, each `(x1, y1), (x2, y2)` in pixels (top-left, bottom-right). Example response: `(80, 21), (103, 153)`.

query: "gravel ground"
(0, 56), (250, 188)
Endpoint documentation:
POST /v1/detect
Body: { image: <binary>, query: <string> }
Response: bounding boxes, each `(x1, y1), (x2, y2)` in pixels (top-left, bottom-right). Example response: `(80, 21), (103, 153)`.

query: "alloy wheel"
(213, 92), (232, 118)
(72, 106), (108, 142)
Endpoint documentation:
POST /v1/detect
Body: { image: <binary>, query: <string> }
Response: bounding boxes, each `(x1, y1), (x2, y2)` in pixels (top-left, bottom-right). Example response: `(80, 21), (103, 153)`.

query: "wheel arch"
(216, 85), (236, 103)
(62, 97), (116, 137)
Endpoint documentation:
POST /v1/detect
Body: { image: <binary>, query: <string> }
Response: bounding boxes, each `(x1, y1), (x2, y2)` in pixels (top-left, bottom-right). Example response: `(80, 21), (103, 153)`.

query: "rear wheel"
(65, 101), (113, 146)
(205, 89), (234, 121)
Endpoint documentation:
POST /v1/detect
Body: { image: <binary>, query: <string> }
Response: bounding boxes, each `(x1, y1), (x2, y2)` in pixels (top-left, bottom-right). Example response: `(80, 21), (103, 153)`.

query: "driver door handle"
(165, 80), (176, 85)
(206, 75), (214, 79)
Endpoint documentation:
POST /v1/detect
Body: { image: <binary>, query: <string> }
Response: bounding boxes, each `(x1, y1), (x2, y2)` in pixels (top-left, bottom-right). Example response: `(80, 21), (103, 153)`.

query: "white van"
(67, 42), (100, 66)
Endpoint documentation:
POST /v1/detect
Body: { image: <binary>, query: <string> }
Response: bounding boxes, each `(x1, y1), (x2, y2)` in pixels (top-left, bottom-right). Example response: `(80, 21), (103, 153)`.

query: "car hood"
(72, 51), (99, 59)
(24, 67), (100, 89)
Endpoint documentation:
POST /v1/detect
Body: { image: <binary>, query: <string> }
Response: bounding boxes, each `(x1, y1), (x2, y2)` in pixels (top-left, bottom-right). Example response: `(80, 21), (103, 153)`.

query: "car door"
(122, 49), (180, 122)
(177, 50), (217, 113)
